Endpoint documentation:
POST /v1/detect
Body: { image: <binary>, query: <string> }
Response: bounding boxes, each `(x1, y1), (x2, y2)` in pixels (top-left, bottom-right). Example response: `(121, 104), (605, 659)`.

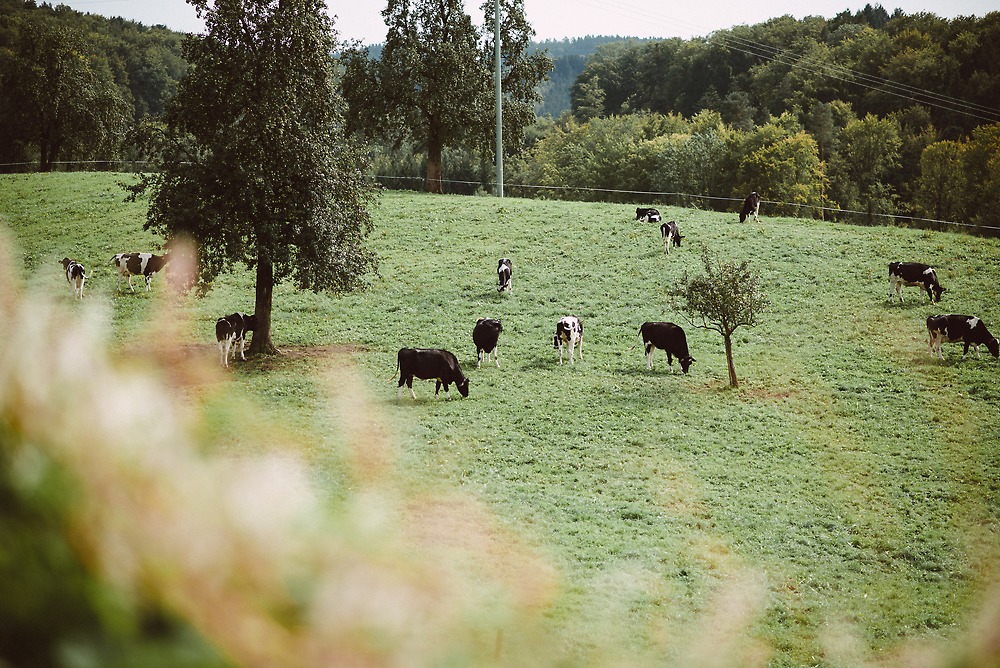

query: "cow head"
(988, 337), (1000, 358)
(456, 377), (470, 397)
(933, 285), (945, 302)
(680, 356), (695, 374)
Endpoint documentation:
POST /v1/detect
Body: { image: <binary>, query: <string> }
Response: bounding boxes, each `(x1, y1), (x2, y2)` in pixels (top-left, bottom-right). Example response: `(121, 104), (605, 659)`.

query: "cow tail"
(388, 358), (399, 381)
(627, 328), (642, 351)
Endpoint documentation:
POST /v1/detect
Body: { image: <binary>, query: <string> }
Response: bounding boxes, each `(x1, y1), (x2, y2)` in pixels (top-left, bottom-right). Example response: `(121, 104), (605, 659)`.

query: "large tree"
(129, 0), (377, 354)
(0, 14), (128, 170)
(341, 0), (550, 193)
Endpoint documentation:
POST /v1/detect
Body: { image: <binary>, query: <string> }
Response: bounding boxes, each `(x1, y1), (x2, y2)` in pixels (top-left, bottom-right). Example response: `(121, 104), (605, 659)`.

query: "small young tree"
(672, 247), (768, 388)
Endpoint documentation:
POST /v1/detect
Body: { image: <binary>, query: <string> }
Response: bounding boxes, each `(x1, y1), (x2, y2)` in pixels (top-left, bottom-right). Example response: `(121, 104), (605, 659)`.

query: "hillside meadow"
(2, 172), (999, 666)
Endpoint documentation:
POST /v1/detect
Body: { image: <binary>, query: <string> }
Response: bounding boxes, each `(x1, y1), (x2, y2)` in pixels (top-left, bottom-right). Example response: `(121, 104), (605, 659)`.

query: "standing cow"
(394, 348), (470, 399)
(112, 252), (170, 292)
(216, 312), (257, 368)
(739, 192), (762, 223)
(497, 257), (512, 293)
(473, 318), (503, 368)
(660, 221), (683, 254)
(553, 315), (584, 365)
(60, 257), (86, 299)
(633, 322), (695, 373)
(888, 262), (945, 303)
(927, 314), (999, 360)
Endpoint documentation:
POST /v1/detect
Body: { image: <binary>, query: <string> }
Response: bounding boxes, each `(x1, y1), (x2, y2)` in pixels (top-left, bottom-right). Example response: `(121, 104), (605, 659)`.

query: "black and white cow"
(888, 262), (945, 303)
(926, 314), (999, 361)
(660, 221), (683, 254)
(497, 257), (512, 293)
(553, 315), (584, 365)
(394, 348), (469, 399)
(739, 191), (762, 223)
(112, 252), (169, 292)
(636, 207), (661, 223)
(216, 312), (257, 368)
(473, 318), (503, 368)
(60, 257), (86, 299)
(633, 322), (695, 373)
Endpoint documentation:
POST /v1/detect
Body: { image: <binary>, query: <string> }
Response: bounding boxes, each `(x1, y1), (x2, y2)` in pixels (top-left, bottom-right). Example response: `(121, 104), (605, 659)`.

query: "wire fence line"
(373, 175), (1000, 233)
(3, 162), (997, 234)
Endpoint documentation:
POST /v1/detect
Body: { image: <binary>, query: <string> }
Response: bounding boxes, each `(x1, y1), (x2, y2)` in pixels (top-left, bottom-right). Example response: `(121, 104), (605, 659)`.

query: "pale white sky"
(57, 0), (996, 43)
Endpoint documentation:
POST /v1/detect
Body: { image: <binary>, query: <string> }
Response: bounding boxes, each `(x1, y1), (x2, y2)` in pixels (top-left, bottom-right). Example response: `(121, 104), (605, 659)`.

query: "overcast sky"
(57, 0), (996, 43)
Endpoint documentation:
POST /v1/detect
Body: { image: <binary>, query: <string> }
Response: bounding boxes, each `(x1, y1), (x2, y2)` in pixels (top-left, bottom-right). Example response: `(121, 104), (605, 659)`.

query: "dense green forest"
(2, 0), (1000, 232)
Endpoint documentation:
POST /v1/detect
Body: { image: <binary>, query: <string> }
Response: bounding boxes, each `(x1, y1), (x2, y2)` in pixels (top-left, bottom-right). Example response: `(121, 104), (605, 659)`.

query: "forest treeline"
(530, 6), (1000, 231)
(2, 0), (1000, 232)
(0, 0), (186, 169)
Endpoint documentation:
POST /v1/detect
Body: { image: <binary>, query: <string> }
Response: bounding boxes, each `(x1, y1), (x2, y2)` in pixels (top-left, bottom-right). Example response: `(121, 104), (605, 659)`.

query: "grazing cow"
(394, 348), (469, 399)
(636, 207), (661, 223)
(633, 322), (695, 373)
(60, 257), (86, 299)
(660, 221), (683, 254)
(215, 312), (257, 368)
(112, 252), (169, 292)
(739, 191), (762, 223)
(926, 314), (999, 361)
(497, 257), (512, 293)
(553, 315), (584, 365)
(888, 262), (945, 303)
(473, 318), (503, 368)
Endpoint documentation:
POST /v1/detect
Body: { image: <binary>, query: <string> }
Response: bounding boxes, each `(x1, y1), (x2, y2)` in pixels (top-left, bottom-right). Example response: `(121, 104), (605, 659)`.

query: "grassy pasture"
(2, 172), (1000, 666)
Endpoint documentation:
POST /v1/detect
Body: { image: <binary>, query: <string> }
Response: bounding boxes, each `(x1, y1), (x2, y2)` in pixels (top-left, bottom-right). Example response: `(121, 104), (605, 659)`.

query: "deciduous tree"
(672, 247), (768, 388)
(0, 15), (127, 170)
(129, 0), (376, 355)
(341, 0), (550, 193)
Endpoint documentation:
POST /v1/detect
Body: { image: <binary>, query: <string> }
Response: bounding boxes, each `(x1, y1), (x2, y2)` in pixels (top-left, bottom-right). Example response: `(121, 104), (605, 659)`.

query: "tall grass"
(1, 173), (999, 666)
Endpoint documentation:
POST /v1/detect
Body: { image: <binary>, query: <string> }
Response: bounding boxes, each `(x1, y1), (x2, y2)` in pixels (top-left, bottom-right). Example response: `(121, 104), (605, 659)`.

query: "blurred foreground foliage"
(2, 223), (1000, 667)
(0, 235), (555, 667)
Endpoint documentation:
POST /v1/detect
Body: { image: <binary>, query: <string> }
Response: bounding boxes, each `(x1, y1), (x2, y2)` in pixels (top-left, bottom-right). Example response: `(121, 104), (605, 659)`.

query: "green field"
(2, 172), (999, 666)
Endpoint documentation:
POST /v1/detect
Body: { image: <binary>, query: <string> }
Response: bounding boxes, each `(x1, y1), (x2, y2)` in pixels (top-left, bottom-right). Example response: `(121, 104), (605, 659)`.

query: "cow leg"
(477, 350), (483, 369)
(578, 335), (583, 360)
(145, 275), (152, 292)
(238, 336), (247, 361)
(78, 277), (84, 299)
(558, 342), (563, 365)
(435, 380), (442, 396)
(645, 343), (654, 370)
(494, 347), (500, 369)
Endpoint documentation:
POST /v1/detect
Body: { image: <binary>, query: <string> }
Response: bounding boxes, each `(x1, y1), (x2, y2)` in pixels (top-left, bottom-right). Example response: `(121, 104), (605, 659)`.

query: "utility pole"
(494, 0), (503, 198)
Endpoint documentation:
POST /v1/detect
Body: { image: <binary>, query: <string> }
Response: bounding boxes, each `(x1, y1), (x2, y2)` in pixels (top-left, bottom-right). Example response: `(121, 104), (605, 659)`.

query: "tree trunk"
(724, 334), (738, 388)
(425, 121), (443, 194)
(249, 253), (279, 355)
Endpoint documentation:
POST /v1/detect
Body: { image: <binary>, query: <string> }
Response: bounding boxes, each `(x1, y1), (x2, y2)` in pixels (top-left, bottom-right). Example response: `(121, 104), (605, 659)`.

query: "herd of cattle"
(58, 196), (998, 396)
